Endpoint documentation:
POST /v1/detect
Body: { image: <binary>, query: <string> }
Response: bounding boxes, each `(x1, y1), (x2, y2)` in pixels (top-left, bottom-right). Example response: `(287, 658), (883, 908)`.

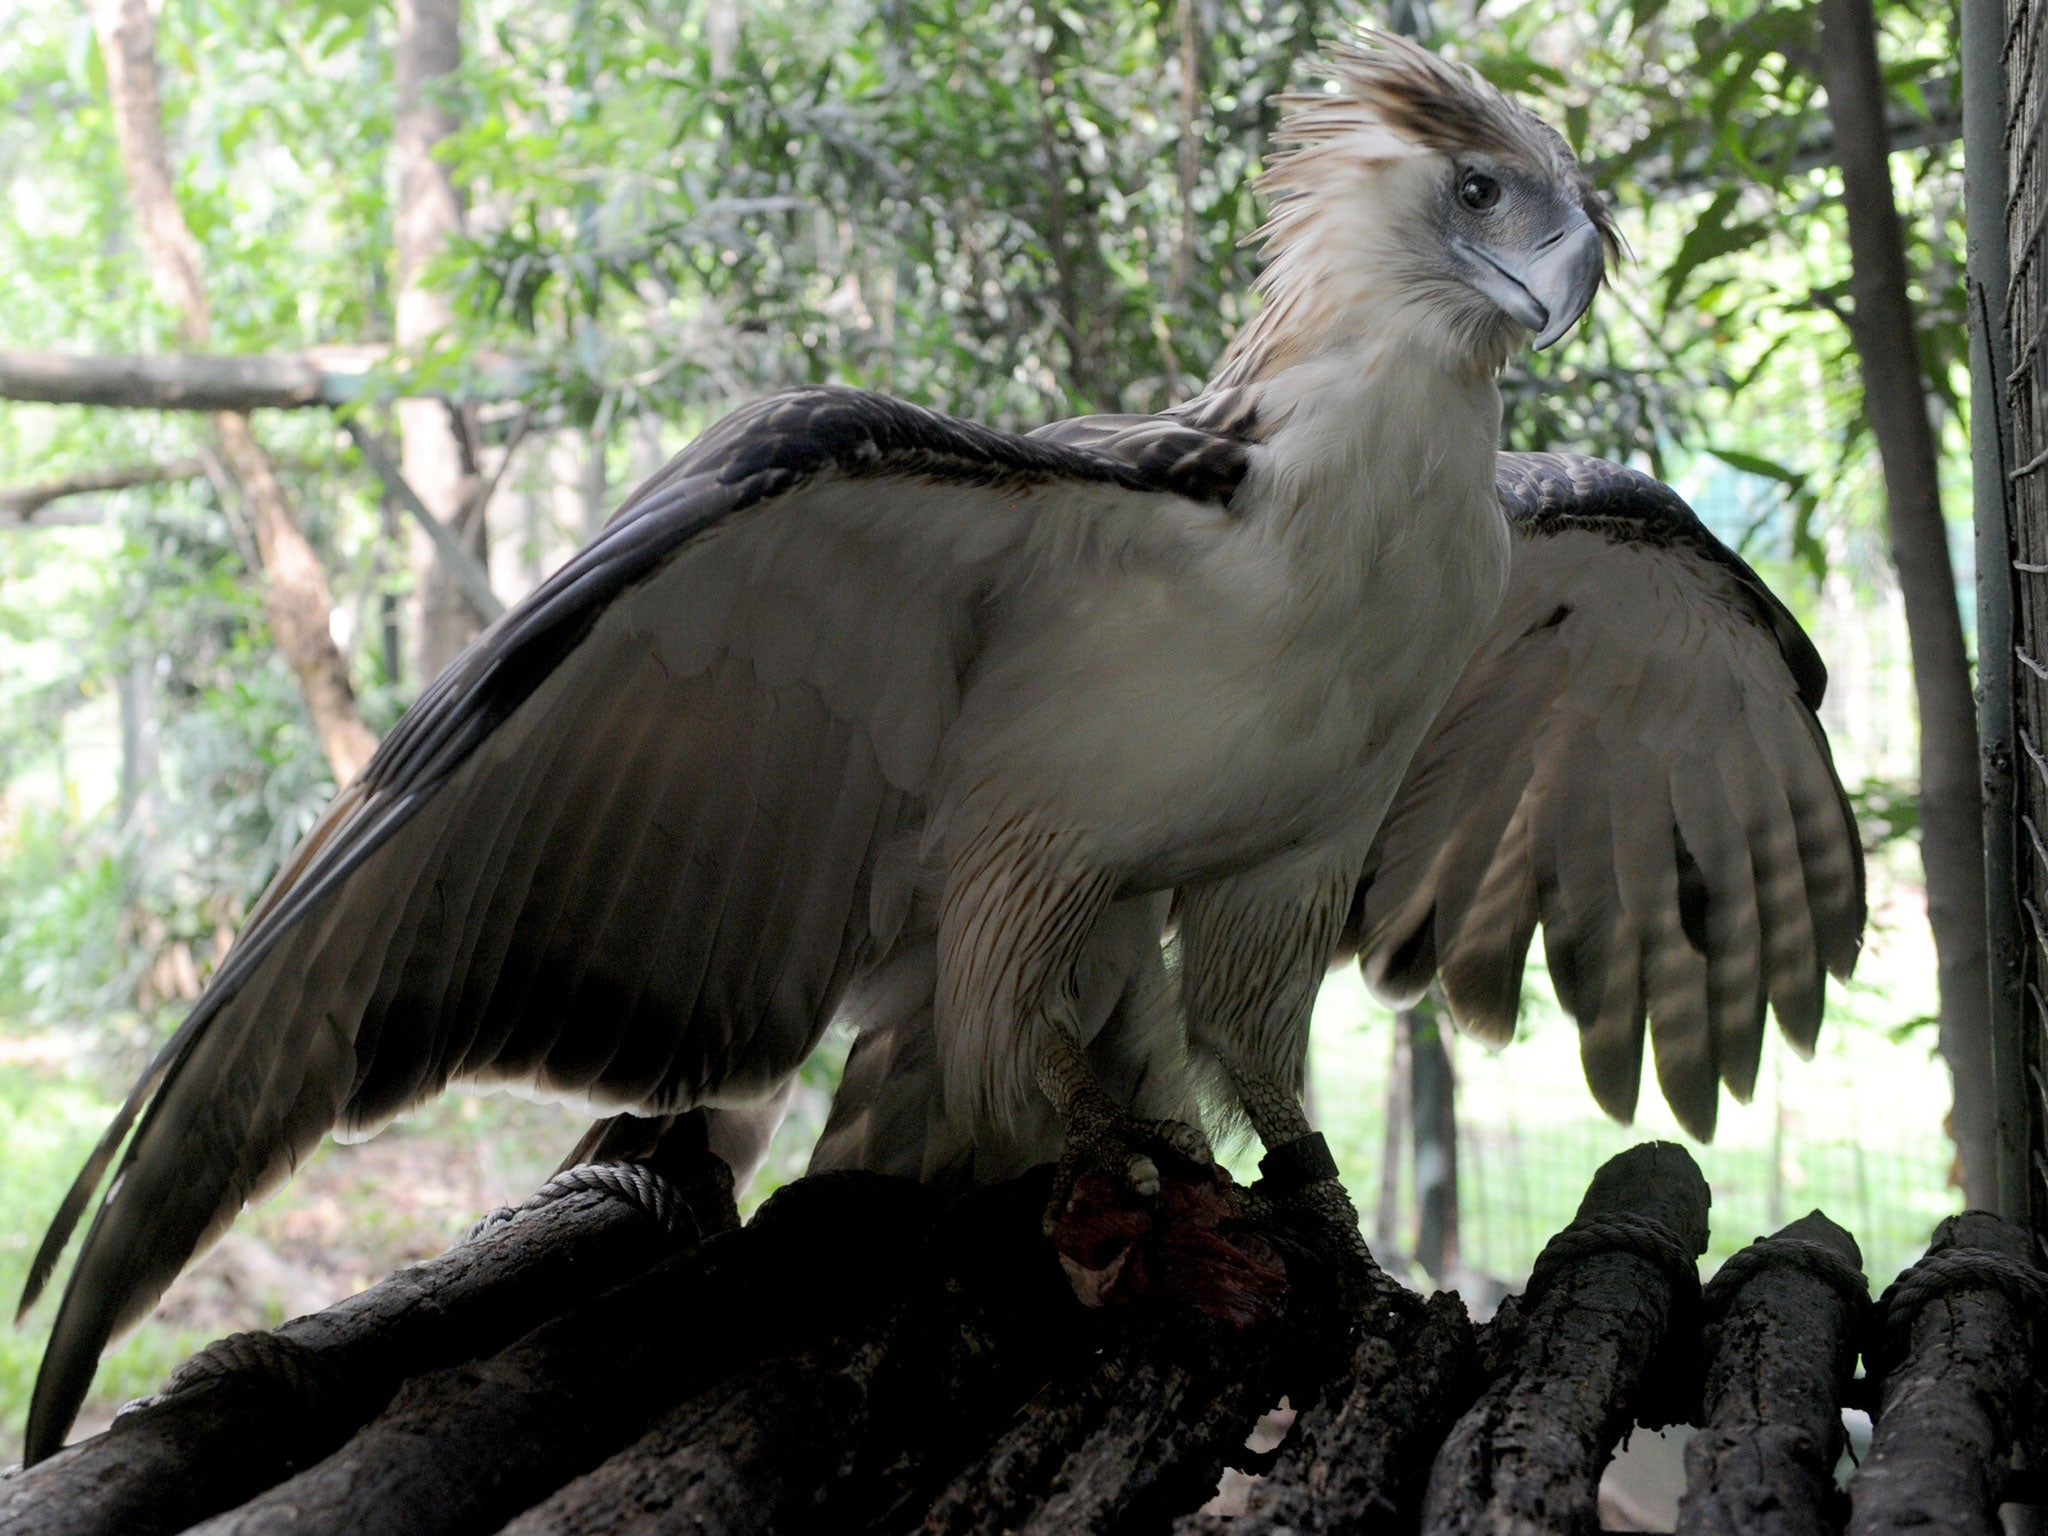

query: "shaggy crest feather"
(1277, 33), (1583, 171)
(1213, 31), (1620, 391)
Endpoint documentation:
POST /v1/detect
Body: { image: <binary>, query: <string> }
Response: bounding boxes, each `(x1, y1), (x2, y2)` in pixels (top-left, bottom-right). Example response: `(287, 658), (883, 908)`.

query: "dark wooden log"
(1676, 1210), (1868, 1536)
(1182, 1285), (1481, 1533)
(823, 1175), (1107, 1533)
(505, 1175), (1098, 1536)
(0, 1156), (735, 1536)
(1420, 1141), (1711, 1536)
(918, 1183), (1334, 1536)
(919, 1310), (1291, 1536)
(37, 1148), (2038, 1536)
(178, 1173), (939, 1536)
(501, 1334), (888, 1536)
(1847, 1210), (2047, 1534)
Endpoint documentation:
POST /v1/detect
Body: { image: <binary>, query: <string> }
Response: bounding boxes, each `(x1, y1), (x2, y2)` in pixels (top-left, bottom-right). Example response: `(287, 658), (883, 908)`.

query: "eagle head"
(1223, 32), (1620, 383)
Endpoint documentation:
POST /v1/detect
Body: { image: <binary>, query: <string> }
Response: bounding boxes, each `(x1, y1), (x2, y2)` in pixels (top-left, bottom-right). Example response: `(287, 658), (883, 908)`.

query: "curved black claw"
(1042, 1090), (1213, 1236)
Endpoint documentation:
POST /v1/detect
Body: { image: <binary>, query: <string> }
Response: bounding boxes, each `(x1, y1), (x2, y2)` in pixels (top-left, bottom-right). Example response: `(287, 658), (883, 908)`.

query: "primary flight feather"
(1348, 452), (1862, 1137)
(21, 33), (1611, 1460)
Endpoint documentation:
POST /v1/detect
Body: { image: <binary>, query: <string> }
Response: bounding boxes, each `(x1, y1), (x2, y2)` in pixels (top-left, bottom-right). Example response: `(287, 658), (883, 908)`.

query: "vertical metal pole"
(1962, 0), (2025, 1221)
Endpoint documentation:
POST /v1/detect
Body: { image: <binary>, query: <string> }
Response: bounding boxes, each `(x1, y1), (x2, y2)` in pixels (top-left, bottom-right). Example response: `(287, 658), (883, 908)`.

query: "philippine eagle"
(812, 453), (1864, 1182)
(20, 34), (1614, 1459)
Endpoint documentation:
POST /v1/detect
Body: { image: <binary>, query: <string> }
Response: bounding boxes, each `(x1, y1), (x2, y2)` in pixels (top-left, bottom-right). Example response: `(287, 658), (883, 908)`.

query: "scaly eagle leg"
(1182, 859), (1376, 1273)
(1217, 1055), (1372, 1268)
(937, 815), (1209, 1239)
(1036, 1024), (1213, 1233)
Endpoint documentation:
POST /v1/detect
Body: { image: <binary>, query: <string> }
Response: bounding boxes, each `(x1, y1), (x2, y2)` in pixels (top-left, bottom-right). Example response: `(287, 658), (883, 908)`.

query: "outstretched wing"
(22, 386), (1248, 1461)
(1347, 452), (1863, 1140)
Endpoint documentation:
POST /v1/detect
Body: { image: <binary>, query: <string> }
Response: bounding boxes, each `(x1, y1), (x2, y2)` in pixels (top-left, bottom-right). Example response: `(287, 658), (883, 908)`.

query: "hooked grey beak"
(1458, 214), (1607, 350)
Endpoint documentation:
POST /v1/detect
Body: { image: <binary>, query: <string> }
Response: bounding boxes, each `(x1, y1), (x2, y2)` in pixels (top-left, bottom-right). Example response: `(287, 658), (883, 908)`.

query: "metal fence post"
(1964, 0), (2025, 1225)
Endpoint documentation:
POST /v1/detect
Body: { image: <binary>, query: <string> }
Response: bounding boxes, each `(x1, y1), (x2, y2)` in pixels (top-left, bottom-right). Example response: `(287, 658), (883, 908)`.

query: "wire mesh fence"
(1309, 963), (1961, 1294)
(2004, 0), (2048, 1256)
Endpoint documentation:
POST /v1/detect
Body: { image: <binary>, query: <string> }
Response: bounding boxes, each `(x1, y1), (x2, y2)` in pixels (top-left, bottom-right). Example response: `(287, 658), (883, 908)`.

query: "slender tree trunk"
(1820, 0), (1996, 1206)
(1171, 0), (1200, 305)
(1376, 1019), (1410, 1254)
(1025, 28), (1098, 406)
(87, 0), (377, 785)
(117, 656), (156, 828)
(1158, 0), (1203, 404)
(395, 0), (483, 683)
(582, 393), (614, 543)
(379, 493), (404, 684)
(214, 414), (381, 774)
(706, 0), (739, 80)
(1409, 1004), (1459, 1282)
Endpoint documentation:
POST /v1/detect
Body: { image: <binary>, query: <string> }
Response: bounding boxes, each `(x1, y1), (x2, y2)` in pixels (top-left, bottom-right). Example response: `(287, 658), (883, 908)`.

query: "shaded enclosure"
(2, 1140), (2039, 1535)
(2, 0), (2046, 1525)
(2010, 0), (2048, 1248)
(1986, 0), (2048, 1245)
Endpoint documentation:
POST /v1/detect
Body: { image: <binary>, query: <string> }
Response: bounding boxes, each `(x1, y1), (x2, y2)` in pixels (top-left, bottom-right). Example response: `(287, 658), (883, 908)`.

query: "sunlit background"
(0, 0), (1971, 1443)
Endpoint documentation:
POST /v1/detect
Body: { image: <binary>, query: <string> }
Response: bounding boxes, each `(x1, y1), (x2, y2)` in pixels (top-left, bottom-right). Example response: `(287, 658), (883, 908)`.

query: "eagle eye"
(1458, 171), (1502, 212)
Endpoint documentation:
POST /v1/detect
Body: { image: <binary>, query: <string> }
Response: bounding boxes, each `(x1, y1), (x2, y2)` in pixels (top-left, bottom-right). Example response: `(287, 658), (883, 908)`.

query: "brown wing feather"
(22, 387), (1249, 1464)
(1351, 454), (1863, 1138)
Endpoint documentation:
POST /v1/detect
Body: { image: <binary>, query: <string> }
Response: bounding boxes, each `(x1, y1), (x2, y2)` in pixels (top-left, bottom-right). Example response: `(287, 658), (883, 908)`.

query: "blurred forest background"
(0, 0), (1977, 1439)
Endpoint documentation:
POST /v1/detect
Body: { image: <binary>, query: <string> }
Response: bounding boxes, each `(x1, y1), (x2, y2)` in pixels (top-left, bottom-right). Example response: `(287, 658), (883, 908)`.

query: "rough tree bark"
(6, 1146), (2028, 1531)
(395, 0), (484, 684)
(1819, 0), (1998, 1206)
(0, 1158), (734, 1536)
(1676, 1210), (1869, 1535)
(1183, 1285), (1481, 1531)
(86, 0), (378, 784)
(1422, 1141), (1711, 1533)
(1849, 1210), (2046, 1533)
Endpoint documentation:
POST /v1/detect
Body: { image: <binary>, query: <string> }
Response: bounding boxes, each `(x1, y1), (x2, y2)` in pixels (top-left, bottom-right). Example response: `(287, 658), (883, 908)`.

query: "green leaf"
(1661, 186), (1772, 309)
(1707, 445), (1804, 485)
